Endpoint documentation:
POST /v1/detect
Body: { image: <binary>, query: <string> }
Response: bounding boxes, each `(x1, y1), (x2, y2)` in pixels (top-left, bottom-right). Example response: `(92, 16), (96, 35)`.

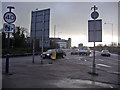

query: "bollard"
(51, 51), (56, 60)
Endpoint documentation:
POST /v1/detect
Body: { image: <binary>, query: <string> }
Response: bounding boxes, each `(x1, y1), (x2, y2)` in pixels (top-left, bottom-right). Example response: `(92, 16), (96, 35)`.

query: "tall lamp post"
(58, 32), (62, 38)
(83, 33), (87, 46)
(104, 23), (113, 46)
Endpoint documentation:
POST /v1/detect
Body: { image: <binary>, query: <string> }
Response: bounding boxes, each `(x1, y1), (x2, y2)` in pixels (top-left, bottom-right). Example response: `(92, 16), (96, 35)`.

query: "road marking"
(97, 64), (111, 68)
(98, 59), (104, 61)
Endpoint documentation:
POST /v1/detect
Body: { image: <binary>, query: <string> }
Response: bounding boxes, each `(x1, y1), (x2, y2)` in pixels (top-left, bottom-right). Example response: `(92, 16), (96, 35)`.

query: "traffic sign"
(3, 23), (15, 33)
(3, 12), (16, 24)
(91, 11), (99, 20)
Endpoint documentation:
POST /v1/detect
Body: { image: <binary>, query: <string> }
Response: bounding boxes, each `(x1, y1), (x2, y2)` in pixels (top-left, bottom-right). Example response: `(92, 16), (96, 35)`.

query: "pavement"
(2, 55), (120, 88)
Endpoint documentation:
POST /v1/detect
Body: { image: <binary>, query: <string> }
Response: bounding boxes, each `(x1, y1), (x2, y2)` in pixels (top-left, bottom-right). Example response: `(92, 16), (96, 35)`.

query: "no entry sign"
(3, 12), (16, 24)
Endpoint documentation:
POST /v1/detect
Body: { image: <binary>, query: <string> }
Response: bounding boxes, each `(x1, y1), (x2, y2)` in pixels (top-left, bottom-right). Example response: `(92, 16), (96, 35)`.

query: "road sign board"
(91, 11), (99, 20)
(3, 23), (15, 33)
(3, 12), (16, 24)
(31, 8), (50, 47)
(88, 19), (102, 42)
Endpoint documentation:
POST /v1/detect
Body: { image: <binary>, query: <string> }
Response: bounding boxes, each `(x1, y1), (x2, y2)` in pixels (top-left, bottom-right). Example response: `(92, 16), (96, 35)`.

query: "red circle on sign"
(3, 12), (16, 24)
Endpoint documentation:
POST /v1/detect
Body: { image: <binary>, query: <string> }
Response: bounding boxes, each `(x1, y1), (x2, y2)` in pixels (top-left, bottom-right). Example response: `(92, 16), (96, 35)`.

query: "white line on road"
(97, 64), (111, 68)
(98, 59), (104, 61)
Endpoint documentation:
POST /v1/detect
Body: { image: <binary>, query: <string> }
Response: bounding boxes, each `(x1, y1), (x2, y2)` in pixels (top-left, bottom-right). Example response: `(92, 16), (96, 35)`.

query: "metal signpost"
(88, 5), (102, 75)
(88, 20), (102, 42)
(31, 9), (50, 64)
(3, 6), (16, 74)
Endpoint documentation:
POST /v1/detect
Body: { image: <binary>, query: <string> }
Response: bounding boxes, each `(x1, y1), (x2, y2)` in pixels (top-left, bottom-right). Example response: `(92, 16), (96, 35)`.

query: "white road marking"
(97, 64), (111, 68)
(98, 59), (104, 61)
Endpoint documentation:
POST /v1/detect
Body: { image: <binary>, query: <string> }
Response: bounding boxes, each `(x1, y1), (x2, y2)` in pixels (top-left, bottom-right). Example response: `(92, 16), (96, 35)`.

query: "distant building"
(50, 38), (71, 49)
(67, 38), (71, 49)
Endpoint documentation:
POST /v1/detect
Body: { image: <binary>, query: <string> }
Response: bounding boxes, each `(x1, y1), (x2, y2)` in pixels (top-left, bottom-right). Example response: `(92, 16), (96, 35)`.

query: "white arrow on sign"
(3, 23), (15, 33)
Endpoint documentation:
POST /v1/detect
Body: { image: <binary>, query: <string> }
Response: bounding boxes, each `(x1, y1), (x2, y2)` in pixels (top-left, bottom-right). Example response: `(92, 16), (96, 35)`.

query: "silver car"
(101, 50), (111, 57)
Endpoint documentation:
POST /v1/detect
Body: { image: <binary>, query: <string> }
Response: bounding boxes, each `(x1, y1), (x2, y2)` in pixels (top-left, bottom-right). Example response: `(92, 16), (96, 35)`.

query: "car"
(101, 50), (111, 57)
(56, 49), (66, 58)
(71, 49), (79, 55)
(41, 49), (66, 59)
(79, 47), (91, 56)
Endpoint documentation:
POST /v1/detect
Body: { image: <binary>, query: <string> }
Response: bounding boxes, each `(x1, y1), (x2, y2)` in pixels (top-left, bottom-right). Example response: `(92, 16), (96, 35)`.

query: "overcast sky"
(1, 1), (119, 47)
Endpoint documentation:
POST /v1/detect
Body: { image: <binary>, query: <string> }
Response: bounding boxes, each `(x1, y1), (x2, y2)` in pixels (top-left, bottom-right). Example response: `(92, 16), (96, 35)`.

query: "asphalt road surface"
(2, 49), (120, 88)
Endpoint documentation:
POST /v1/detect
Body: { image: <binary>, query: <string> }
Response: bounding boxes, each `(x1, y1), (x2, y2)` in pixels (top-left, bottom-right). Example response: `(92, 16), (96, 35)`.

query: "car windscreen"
(82, 47), (89, 50)
(47, 49), (55, 53)
(103, 50), (109, 53)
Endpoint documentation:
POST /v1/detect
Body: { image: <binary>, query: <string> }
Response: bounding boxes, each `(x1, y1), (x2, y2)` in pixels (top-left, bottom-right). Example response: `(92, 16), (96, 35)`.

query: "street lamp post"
(104, 23), (113, 46)
(58, 32), (62, 38)
(83, 33), (87, 46)
(54, 25), (56, 38)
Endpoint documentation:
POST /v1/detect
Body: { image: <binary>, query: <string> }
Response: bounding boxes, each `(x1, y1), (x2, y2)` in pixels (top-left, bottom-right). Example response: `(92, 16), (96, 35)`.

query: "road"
(65, 49), (119, 74)
(2, 49), (120, 88)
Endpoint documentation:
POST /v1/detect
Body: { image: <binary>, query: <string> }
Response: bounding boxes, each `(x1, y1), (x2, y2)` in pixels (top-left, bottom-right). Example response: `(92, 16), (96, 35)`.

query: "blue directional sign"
(3, 23), (15, 33)
(91, 11), (99, 20)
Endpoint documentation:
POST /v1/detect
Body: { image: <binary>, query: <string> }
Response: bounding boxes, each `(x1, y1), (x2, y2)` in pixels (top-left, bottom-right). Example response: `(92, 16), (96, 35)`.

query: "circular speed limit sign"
(3, 12), (16, 24)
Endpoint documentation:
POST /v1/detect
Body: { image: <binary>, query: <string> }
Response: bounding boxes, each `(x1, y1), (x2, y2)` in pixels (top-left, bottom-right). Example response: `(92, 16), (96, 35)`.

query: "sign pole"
(6, 32), (10, 73)
(32, 35), (35, 64)
(41, 11), (44, 64)
(92, 5), (96, 74)
(93, 18), (96, 74)
(5, 6), (15, 74)
(89, 5), (99, 75)
(32, 10), (37, 64)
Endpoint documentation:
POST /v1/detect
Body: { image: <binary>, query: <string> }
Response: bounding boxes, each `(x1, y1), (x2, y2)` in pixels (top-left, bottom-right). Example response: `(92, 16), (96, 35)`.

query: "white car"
(71, 49), (79, 55)
(79, 47), (91, 56)
(101, 50), (111, 57)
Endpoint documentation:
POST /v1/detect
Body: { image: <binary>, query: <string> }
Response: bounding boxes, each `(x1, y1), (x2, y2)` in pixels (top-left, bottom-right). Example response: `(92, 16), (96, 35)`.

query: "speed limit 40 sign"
(3, 12), (16, 24)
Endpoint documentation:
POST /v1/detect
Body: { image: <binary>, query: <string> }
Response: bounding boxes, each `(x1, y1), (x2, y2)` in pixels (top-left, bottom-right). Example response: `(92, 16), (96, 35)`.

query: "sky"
(1, 1), (119, 47)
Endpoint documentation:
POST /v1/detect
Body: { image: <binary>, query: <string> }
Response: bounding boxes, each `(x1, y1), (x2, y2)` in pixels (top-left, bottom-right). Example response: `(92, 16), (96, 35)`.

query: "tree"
(11, 26), (28, 48)
(2, 32), (6, 48)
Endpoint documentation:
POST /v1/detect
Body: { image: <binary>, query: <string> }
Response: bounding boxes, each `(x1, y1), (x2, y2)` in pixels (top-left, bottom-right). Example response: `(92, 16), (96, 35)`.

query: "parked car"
(79, 47), (91, 56)
(41, 49), (66, 59)
(71, 49), (79, 55)
(101, 50), (111, 57)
